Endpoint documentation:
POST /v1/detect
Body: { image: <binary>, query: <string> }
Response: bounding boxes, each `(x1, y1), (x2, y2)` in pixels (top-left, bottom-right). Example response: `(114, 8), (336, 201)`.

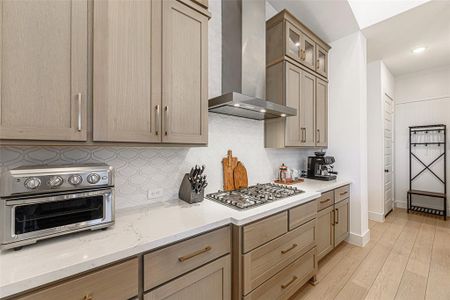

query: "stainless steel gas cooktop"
(206, 183), (304, 210)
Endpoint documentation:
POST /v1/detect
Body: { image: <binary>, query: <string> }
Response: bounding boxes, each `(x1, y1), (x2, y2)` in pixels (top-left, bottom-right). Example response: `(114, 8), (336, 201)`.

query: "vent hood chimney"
(208, 0), (296, 120)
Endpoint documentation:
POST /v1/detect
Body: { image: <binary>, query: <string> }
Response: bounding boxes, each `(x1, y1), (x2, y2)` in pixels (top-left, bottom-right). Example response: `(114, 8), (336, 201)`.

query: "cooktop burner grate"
(206, 183), (304, 210)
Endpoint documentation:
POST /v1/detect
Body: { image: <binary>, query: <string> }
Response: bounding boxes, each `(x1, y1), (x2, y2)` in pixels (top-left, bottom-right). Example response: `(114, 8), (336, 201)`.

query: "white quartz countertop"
(0, 178), (351, 298)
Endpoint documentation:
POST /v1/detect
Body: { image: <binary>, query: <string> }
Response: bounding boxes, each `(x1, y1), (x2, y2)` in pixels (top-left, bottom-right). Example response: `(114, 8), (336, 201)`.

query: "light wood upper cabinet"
(300, 70), (316, 147)
(0, 0), (88, 141)
(316, 78), (328, 147)
(267, 10), (329, 78)
(93, 0), (161, 143)
(284, 62), (302, 146)
(161, 0), (208, 144)
(316, 46), (328, 78)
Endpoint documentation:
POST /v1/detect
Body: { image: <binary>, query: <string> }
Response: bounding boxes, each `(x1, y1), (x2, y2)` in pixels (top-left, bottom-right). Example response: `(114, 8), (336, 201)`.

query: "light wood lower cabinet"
(14, 258), (139, 300)
(144, 255), (231, 300)
(0, 0), (88, 141)
(316, 205), (334, 260)
(243, 247), (317, 300)
(334, 198), (350, 246)
(316, 185), (351, 262)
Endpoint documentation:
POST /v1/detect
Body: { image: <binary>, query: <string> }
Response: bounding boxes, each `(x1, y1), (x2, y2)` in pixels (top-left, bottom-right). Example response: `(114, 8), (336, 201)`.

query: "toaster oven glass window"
(14, 196), (104, 235)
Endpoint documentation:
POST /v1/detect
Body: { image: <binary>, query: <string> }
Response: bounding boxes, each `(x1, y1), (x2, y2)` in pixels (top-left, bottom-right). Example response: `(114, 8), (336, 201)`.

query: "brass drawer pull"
(281, 276), (298, 289)
(178, 246), (212, 262)
(83, 295), (93, 300)
(340, 191), (348, 196)
(320, 198), (331, 203)
(281, 243), (298, 254)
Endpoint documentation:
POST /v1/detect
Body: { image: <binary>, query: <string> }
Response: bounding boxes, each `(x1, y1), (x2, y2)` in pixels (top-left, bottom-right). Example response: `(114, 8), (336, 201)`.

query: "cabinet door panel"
(144, 255), (231, 300)
(334, 198), (349, 246)
(316, 206), (334, 261)
(0, 0), (87, 141)
(300, 71), (316, 146)
(316, 78), (328, 147)
(285, 62), (302, 146)
(316, 46), (328, 78)
(301, 34), (316, 71)
(162, 0), (208, 144)
(93, 0), (161, 142)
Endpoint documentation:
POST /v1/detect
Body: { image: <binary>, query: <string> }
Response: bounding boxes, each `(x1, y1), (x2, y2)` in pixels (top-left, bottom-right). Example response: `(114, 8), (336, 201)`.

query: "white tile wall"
(0, 0), (314, 210)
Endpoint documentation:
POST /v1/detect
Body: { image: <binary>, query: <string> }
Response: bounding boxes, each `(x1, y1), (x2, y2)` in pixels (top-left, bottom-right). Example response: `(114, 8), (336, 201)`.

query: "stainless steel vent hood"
(208, 0), (296, 120)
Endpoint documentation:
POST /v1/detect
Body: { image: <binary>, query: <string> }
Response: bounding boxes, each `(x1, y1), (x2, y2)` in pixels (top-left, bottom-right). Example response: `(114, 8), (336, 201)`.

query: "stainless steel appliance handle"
(155, 105), (160, 136)
(5, 189), (113, 206)
(77, 93), (82, 132)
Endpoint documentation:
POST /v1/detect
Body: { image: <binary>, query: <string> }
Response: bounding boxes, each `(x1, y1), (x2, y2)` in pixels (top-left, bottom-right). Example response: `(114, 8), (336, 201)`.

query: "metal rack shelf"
(408, 124), (447, 220)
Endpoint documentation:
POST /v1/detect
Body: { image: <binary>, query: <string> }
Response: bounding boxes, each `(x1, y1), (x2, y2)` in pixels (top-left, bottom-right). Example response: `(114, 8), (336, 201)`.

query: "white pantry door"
(384, 94), (394, 216)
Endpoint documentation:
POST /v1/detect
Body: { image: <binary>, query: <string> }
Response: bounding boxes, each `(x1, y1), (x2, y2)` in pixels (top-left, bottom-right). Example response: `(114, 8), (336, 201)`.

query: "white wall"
(328, 31), (369, 246)
(0, 0), (313, 210)
(367, 60), (394, 222)
(394, 65), (450, 214)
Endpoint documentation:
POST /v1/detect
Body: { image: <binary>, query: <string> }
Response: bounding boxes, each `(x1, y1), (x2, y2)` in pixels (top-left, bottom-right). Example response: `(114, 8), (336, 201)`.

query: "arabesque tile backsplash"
(1, 113), (314, 210)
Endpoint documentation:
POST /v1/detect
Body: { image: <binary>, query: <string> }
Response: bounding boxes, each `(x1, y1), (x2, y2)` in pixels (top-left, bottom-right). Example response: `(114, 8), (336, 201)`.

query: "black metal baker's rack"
(408, 124), (447, 220)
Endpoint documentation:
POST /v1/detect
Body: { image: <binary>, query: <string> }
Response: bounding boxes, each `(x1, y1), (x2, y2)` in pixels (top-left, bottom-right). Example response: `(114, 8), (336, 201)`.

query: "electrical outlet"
(147, 188), (163, 200)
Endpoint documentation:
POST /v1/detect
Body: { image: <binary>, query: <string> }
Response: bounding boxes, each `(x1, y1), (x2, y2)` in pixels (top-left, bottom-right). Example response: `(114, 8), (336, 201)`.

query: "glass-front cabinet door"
(286, 21), (302, 62)
(301, 35), (316, 70)
(316, 46), (328, 77)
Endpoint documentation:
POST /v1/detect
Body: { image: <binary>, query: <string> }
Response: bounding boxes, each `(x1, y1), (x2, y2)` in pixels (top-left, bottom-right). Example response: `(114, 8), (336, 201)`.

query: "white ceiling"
(362, 1), (450, 76)
(348, 0), (430, 29)
(267, 0), (360, 43)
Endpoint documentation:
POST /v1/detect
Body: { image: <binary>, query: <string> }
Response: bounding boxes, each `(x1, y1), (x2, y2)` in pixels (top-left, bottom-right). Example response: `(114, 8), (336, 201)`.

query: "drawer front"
(144, 255), (231, 300)
(243, 211), (288, 253)
(288, 199), (317, 230)
(317, 191), (334, 211)
(191, 0), (208, 8)
(335, 185), (350, 203)
(243, 247), (317, 300)
(144, 226), (231, 291)
(16, 258), (138, 300)
(243, 219), (316, 295)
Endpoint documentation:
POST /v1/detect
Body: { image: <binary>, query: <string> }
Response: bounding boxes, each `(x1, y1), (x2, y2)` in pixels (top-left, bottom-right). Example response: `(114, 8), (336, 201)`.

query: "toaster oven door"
(1, 188), (114, 248)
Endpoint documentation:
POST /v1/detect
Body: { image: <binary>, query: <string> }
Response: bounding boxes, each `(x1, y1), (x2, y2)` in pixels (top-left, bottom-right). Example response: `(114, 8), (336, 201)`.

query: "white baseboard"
(395, 200), (450, 215)
(368, 211), (385, 222)
(347, 229), (370, 247)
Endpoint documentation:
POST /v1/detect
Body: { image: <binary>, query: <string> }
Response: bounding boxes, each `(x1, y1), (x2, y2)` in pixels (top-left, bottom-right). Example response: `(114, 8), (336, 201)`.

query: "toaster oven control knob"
(48, 176), (64, 188)
(87, 173), (101, 184)
(24, 177), (41, 190)
(68, 174), (83, 186)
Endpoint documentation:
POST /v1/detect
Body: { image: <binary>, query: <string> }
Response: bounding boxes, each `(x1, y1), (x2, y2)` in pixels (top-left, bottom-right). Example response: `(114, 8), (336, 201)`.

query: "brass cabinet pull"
(316, 59), (320, 69)
(301, 127), (306, 143)
(320, 198), (330, 203)
(331, 209), (335, 225)
(281, 243), (298, 254)
(155, 105), (160, 136)
(316, 129), (320, 143)
(340, 191), (348, 196)
(335, 208), (339, 224)
(178, 246), (212, 262)
(281, 276), (298, 289)
(164, 106), (169, 136)
(77, 93), (82, 132)
(83, 295), (93, 300)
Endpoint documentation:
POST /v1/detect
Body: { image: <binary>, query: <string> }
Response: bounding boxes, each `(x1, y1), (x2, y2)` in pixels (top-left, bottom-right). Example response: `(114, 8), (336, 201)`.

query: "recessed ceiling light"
(233, 103), (240, 107)
(260, 109), (266, 113)
(412, 46), (427, 54)
(281, 114), (287, 117)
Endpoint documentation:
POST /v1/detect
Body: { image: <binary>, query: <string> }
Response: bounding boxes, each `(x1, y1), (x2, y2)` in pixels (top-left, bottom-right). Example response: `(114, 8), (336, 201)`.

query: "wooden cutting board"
(222, 150), (238, 191)
(233, 161), (248, 190)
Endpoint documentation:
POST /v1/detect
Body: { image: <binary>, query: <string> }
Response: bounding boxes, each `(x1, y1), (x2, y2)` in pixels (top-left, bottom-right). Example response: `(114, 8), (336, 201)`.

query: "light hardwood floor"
(292, 208), (450, 300)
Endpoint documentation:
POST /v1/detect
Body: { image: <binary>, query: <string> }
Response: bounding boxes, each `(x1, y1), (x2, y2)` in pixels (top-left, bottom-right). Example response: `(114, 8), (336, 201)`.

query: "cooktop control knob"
(68, 174), (83, 186)
(24, 177), (41, 190)
(87, 173), (101, 184)
(48, 176), (63, 188)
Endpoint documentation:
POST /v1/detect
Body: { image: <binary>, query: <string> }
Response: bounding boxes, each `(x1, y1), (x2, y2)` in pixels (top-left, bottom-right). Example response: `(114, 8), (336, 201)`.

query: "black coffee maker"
(306, 152), (338, 181)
